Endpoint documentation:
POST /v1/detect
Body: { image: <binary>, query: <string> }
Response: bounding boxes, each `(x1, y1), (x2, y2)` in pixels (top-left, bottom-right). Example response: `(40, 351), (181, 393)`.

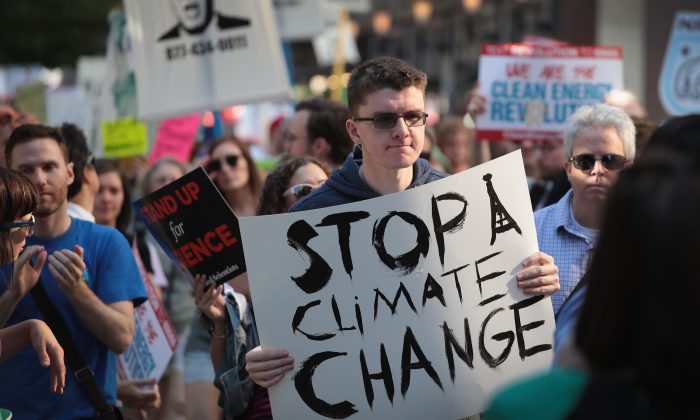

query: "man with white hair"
(535, 103), (636, 324)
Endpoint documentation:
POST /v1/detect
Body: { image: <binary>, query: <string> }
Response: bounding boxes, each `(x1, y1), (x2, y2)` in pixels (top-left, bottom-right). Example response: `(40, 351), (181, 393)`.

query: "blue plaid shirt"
(534, 189), (597, 314)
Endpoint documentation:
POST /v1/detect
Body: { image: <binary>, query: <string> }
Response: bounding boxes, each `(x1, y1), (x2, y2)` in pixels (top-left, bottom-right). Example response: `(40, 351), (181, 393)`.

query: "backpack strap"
(31, 282), (121, 419)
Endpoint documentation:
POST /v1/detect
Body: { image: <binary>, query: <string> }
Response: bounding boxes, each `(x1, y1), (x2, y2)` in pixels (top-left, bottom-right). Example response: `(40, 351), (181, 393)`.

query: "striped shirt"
(241, 385), (273, 419)
(534, 189), (598, 314)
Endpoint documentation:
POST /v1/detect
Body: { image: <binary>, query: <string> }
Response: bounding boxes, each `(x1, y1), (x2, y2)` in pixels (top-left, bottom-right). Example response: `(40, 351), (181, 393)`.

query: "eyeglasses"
(283, 182), (325, 200)
(0, 214), (35, 237)
(569, 154), (628, 171)
(205, 155), (240, 174)
(353, 112), (428, 129)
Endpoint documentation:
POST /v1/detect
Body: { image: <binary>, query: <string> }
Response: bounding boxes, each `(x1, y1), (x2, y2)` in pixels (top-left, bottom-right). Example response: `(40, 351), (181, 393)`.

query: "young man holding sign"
(245, 57), (560, 388)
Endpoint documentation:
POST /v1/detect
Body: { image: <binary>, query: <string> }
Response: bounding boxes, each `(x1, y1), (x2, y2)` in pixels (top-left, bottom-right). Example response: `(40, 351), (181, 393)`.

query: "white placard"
(274, 0), (327, 41)
(477, 43), (623, 141)
(117, 267), (178, 383)
(312, 8), (360, 67)
(240, 151), (554, 419)
(124, 0), (291, 120)
(325, 0), (372, 13)
(659, 11), (700, 116)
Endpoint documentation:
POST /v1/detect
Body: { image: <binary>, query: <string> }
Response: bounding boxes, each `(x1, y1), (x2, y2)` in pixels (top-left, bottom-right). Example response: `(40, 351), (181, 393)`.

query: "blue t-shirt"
(0, 218), (147, 419)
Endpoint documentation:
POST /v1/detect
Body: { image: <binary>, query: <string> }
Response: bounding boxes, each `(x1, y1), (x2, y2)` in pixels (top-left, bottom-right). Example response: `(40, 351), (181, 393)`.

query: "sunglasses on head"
(0, 214), (35, 237)
(206, 155), (240, 174)
(569, 154), (628, 171)
(283, 182), (324, 200)
(353, 111), (428, 130)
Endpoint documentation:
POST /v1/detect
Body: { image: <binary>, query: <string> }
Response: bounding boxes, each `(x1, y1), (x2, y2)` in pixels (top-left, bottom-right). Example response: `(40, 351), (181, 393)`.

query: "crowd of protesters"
(0, 55), (698, 420)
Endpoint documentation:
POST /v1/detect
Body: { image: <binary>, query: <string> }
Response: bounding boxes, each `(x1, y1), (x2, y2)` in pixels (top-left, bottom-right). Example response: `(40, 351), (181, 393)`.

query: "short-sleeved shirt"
(0, 218), (147, 418)
(534, 190), (598, 314)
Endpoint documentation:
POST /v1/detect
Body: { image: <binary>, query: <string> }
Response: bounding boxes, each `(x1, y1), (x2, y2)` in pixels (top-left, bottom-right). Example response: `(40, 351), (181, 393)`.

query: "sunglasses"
(353, 111), (428, 129)
(0, 214), (35, 237)
(569, 154), (628, 171)
(283, 182), (324, 200)
(206, 155), (240, 174)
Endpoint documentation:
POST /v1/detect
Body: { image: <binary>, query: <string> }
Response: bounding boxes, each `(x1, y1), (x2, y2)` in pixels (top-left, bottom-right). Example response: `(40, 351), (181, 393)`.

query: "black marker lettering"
(287, 220), (333, 293)
(441, 263), (470, 303)
(331, 295), (356, 333)
(431, 192), (468, 267)
(293, 352), (357, 418)
(372, 211), (430, 275)
(292, 300), (335, 341)
(510, 295), (552, 359)
(360, 344), (394, 408)
(479, 307), (515, 368)
(442, 318), (474, 383)
(373, 282), (417, 320)
(475, 251), (507, 306)
(401, 326), (443, 397)
(317, 211), (370, 279)
(483, 173), (522, 246)
(422, 273), (446, 308)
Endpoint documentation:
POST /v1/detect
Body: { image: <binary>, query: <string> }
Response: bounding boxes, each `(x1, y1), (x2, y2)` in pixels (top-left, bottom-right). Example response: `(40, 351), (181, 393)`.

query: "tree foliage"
(0, 0), (118, 67)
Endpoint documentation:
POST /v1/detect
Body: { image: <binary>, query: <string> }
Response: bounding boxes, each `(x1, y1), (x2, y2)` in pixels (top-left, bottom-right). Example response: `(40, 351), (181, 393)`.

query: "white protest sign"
(117, 264), (178, 383)
(659, 11), (700, 116)
(477, 43), (623, 141)
(274, 0), (327, 41)
(325, 0), (372, 13)
(123, 0), (291, 120)
(240, 151), (554, 419)
(312, 7), (361, 67)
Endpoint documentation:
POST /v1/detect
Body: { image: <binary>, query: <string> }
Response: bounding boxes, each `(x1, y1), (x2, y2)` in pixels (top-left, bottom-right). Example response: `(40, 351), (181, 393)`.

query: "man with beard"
(534, 104), (635, 319)
(0, 124), (147, 418)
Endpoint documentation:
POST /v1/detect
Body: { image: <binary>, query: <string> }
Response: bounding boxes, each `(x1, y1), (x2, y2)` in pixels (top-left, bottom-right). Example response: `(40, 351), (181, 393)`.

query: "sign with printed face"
(239, 151), (555, 419)
(133, 167), (247, 286)
(123, 0), (291, 120)
(477, 43), (623, 142)
(659, 11), (700, 116)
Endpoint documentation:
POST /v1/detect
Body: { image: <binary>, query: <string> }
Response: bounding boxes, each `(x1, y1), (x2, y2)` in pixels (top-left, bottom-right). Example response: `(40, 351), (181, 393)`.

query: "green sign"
(101, 118), (148, 158)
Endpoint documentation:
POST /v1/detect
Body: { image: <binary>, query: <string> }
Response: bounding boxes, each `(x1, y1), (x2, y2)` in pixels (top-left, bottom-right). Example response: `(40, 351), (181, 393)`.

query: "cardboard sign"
(239, 151), (554, 419)
(477, 43), (623, 141)
(659, 11), (700, 116)
(123, 0), (291, 120)
(117, 264), (178, 383)
(149, 114), (201, 164)
(133, 167), (247, 286)
(101, 117), (149, 158)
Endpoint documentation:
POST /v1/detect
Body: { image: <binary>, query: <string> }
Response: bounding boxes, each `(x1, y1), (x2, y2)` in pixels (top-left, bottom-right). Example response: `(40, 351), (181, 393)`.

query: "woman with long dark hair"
(0, 167), (65, 396)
